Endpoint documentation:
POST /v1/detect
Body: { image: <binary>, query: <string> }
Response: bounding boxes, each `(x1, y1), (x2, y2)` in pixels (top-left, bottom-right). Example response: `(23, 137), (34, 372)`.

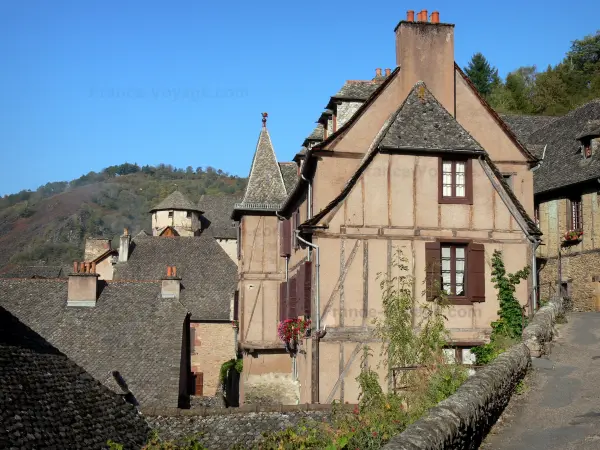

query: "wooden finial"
(262, 112), (268, 128)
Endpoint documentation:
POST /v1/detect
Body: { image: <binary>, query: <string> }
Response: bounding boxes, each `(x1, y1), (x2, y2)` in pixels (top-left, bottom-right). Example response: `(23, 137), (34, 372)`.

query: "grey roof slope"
(380, 82), (484, 152)
(236, 126), (287, 209)
(149, 190), (203, 213)
(0, 265), (67, 279)
(528, 99), (600, 194)
(307, 123), (325, 141)
(114, 234), (236, 320)
(333, 81), (381, 101)
(576, 119), (600, 139)
(198, 194), (242, 239)
(500, 114), (558, 143)
(0, 306), (150, 449)
(0, 279), (187, 408)
(279, 162), (299, 194)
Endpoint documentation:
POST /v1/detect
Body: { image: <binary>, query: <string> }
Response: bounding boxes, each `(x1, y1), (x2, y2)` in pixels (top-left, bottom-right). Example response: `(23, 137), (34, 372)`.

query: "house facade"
(504, 102), (600, 311)
(234, 10), (541, 405)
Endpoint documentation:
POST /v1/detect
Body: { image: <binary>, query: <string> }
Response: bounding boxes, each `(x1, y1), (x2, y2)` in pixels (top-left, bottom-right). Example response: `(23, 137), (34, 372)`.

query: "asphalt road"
(484, 313), (600, 450)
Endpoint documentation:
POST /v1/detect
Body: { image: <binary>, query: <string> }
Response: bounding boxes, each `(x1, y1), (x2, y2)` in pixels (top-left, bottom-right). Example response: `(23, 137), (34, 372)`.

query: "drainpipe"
(528, 236), (541, 314)
(301, 174), (313, 260)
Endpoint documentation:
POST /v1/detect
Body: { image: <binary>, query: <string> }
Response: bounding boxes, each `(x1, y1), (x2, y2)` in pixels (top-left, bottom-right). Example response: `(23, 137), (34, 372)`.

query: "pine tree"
(464, 52), (498, 98)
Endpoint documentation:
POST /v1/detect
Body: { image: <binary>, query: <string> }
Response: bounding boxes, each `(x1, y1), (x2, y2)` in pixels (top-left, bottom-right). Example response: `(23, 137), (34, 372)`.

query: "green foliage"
(219, 358), (243, 384)
(464, 52), (499, 98)
(471, 250), (529, 365)
(0, 162), (246, 268)
(487, 29), (600, 115)
(109, 430), (207, 450)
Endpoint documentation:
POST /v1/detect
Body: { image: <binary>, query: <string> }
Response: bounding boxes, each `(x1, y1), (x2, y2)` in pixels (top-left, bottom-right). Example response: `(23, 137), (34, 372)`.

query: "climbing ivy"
(219, 358), (243, 384)
(471, 250), (530, 364)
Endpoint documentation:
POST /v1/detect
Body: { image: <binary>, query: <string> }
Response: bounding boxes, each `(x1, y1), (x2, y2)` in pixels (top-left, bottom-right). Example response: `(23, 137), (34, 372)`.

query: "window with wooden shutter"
(279, 282), (287, 321)
(425, 242), (441, 301)
(568, 197), (582, 231)
(292, 210), (300, 250)
(288, 277), (297, 319)
(279, 219), (291, 257)
(233, 290), (239, 321)
(468, 243), (485, 303)
(295, 262), (313, 317)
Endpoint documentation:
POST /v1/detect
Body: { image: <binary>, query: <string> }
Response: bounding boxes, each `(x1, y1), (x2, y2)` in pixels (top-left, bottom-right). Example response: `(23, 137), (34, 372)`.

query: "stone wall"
(143, 404), (352, 450)
(243, 372), (299, 405)
(191, 322), (236, 396)
(382, 296), (564, 450)
(539, 251), (599, 311)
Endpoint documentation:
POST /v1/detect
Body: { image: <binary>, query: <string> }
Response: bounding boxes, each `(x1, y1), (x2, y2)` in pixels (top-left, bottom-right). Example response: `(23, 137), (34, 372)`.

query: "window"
(569, 197), (582, 230)
(534, 204), (540, 227)
(168, 211), (173, 218)
(582, 138), (592, 158)
(439, 159), (472, 204)
(441, 245), (467, 296)
(502, 174), (513, 191)
(426, 241), (485, 304)
(292, 209), (300, 250)
(186, 211), (192, 218)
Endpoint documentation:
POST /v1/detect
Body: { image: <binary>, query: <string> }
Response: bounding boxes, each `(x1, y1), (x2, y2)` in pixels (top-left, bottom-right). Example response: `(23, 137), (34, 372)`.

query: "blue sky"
(1, 0), (598, 196)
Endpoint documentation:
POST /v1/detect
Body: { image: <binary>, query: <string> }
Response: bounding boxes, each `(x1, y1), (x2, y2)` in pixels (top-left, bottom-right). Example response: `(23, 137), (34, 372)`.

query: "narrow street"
(484, 313), (600, 450)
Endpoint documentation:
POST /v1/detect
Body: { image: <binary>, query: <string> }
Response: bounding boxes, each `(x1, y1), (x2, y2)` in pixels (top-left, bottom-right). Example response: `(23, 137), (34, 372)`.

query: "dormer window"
(584, 139), (592, 158)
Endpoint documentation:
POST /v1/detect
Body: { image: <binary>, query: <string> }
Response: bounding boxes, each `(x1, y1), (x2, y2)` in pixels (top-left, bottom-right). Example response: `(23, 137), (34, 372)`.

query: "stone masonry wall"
(191, 323), (236, 396)
(143, 404), (351, 450)
(539, 252), (599, 311)
(382, 296), (564, 450)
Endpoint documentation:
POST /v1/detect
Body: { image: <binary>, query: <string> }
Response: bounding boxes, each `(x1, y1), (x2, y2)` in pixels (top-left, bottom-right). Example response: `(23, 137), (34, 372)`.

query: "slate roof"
(500, 114), (558, 144)
(149, 190), (203, 213)
(379, 82), (484, 152)
(279, 162), (299, 194)
(0, 306), (150, 449)
(332, 81), (382, 101)
(0, 265), (67, 279)
(304, 123), (325, 145)
(576, 119), (600, 139)
(0, 279), (187, 408)
(234, 126), (287, 214)
(114, 234), (236, 320)
(197, 194), (242, 239)
(527, 99), (600, 194)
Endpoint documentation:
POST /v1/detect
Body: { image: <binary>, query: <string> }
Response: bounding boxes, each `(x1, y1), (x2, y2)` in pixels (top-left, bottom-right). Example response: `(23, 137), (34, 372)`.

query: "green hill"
(0, 163), (246, 268)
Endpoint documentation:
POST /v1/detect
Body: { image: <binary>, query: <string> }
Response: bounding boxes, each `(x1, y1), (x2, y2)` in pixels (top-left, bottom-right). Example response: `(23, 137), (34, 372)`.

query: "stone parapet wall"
(144, 404), (354, 450)
(382, 296), (564, 450)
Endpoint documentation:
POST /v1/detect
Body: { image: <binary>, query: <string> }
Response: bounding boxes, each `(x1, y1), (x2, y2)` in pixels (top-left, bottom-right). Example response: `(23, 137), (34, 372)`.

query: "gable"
(160, 226), (179, 237)
(455, 66), (535, 163)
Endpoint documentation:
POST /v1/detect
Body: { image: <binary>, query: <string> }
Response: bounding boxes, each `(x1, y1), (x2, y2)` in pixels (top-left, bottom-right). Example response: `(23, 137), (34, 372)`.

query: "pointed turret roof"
(233, 114), (288, 218)
(379, 82), (484, 152)
(149, 190), (203, 213)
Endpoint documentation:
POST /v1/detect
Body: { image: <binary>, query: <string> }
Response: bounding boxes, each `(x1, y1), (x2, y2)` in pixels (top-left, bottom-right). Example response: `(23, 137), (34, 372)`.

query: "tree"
(464, 52), (498, 98)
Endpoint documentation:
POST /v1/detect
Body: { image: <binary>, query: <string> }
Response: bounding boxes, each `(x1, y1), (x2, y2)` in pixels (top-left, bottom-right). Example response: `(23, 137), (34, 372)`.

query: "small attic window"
(186, 211), (192, 218)
(584, 140), (592, 158)
(168, 211), (173, 218)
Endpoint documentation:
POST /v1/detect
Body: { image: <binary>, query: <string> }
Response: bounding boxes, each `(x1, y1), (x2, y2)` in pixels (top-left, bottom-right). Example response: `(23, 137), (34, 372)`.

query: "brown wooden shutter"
(279, 282), (287, 321)
(233, 290), (239, 321)
(288, 277), (297, 319)
(195, 372), (204, 396)
(296, 265), (305, 315)
(468, 243), (486, 302)
(303, 262), (312, 316)
(279, 219), (291, 257)
(425, 242), (441, 301)
(466, 158), (473, 205)
(293, 210), (300, 250)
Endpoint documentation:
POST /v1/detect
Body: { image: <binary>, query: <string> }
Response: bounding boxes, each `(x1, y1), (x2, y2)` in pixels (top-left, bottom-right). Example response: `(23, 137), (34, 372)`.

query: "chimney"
(375, 68), (382, 78)
(406, 10), (414, 21)
(68, 262), (99, 307)
(119, 228), (130, 263)
(161, 265), (181, 299)
(385, 68), (391, 76)
(396, 10), (455, 114)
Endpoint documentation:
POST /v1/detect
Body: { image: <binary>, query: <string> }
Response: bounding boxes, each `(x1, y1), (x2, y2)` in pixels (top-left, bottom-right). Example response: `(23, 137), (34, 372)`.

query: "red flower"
(372, 432), (378, 437)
